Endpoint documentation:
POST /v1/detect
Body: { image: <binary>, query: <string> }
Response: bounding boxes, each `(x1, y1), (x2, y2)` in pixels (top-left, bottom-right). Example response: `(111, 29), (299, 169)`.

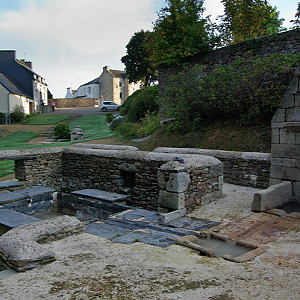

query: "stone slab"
(0, 187), (55, 205)
(112, 209), (158, 220)
(0, 181), (24, 189)
(167, 217), (221, 231)
(0, 209), (40, 228)
(72, 189), (129, 203)
(85, 222), (131, 239)
(112, 230), (176, 248)
(104, 218), (196, 237)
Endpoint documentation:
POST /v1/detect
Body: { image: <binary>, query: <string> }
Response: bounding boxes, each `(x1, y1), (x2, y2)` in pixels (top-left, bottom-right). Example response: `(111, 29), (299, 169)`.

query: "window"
(119, 80), (122, 87)
(120, 92), (123, 99)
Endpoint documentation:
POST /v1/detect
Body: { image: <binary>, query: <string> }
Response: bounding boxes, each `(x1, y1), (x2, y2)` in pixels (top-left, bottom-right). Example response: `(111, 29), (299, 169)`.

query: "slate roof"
(81, 77), (100, 87)
(0, 73), (32, 98)
(109, 69), (128, 78)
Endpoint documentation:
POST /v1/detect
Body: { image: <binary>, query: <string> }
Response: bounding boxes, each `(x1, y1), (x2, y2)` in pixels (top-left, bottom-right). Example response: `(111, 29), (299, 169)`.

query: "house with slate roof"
(70, 66), (140, 104)
(0, 50), (49, 116)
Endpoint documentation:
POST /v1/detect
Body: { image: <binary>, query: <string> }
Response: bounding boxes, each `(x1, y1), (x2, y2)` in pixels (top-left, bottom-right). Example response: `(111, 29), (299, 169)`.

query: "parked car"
(100, 101), (121, 111)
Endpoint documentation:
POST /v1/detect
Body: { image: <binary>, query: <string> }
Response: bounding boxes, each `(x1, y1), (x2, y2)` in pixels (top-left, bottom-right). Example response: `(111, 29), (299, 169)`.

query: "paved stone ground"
(85, 209), (220, 248)
(0, 183), (299, 299)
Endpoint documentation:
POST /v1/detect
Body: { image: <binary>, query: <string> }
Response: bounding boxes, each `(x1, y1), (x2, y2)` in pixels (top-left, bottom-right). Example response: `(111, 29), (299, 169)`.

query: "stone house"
(0, 50), (49, 116)
(70, 66), (141, 105)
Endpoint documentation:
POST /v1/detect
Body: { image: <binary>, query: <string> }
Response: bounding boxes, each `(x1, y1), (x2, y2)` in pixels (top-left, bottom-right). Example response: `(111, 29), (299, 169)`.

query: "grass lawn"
(0, 114), (116, 177)
(23, 115), (74, 125)
(0, 160), (14, 178)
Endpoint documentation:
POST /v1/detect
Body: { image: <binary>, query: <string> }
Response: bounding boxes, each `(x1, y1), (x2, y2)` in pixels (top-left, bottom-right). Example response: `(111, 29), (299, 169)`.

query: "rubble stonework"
(154, 148), (270, 188)
(0, 146), (224, 211)
(270, 70), (300, 201)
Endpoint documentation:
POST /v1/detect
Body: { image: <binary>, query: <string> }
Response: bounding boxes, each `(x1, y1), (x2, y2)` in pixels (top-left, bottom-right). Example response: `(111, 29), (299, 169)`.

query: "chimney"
(103, 65), (109, 71)
(0, 50), (16, 63)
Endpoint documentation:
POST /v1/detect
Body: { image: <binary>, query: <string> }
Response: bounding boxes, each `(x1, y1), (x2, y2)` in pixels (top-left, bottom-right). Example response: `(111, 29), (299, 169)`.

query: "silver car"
(100, 101), (121, 111)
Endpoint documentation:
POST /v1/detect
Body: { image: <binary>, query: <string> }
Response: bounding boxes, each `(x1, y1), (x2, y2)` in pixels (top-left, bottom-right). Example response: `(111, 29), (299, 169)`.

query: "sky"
(0, 0), (298, 98)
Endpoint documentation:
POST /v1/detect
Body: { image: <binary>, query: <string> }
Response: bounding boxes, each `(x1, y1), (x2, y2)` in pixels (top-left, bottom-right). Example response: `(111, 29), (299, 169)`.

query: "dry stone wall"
(53, 98), (99, 108)
(154, 148), (270, 188)
(158, 29), (300, 118)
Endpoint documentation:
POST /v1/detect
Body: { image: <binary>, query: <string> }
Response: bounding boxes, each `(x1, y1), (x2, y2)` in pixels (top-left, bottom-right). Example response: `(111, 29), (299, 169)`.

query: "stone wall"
(62, 147), (223, 211)
(53, 98), (99, 108)
(0, 148), (64, 191)
(153, 148), (270, 188)
(0, 146), (223, 212)
(158, 28), (300, 118)
(270, 70), (300, 201)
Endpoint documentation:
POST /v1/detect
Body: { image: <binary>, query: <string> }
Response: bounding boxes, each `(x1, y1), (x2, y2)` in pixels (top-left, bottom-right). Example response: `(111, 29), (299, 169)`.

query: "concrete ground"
(0, 183), (299, 300)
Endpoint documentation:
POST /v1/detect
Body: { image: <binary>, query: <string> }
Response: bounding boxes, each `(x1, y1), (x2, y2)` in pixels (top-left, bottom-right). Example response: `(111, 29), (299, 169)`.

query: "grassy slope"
(113, 121), (271, 153)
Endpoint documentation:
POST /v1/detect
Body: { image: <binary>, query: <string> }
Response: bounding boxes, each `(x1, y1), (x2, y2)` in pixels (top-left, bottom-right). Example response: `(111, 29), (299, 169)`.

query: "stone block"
(272, 109), (286, 123)
(295, 94), (300, 107)
(281, 94), (295, 108)
(280, 129), (295, 144)
(269, 178), (282, 186)
(271, 128), (280, 144)
(283, 158), (297, 168)
(296, 132), (300, 145)
(158, 208), (187, 224)
(157, 170), (166, 189)
(271, 144), (300, 159)
(271, 158), (283, 167)
(286, 107), (300, 122)
(252, 181), (292, 212)
(293, 182), (300, 201)
(158, 191), (185, 210)
(285, 77), (299, 95)
(166, 172), (191, 193)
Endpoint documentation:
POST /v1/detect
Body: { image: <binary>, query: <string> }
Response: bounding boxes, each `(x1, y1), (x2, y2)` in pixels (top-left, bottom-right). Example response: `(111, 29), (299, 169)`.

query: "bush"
(163, 52), (300, 130)
(105, 112), (115, 124)
(109, 116), (124, 131)
(115, 113), (160, 138)
(0, 113), (6, 124)
(10, 105), (25, 123)
(53, 123), (70, 139)
(120, 86), (159, 123)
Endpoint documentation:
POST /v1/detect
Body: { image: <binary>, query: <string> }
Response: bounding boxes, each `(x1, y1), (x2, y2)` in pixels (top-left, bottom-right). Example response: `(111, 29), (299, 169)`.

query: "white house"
(0, 50), (49, 116)
(69, 66), (141, 104)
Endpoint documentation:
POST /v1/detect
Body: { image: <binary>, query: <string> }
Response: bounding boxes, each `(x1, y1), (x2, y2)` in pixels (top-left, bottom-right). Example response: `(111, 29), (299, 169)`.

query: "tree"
(121, 30), (157, 87)
(219, 0), (285, 45)
(150, 0), (216, 66)
(291, 2), (300, 29)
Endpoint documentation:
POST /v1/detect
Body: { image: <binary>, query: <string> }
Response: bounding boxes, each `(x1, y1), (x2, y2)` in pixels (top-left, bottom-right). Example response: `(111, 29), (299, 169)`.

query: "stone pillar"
(270, 70), (300, 202)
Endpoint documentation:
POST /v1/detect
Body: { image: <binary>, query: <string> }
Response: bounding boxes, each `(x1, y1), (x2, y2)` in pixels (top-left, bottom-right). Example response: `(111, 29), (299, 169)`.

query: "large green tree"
(219, 0), (285, 44)
(149, 0), (216, 66)
(291, 2), (300, 29)
(121, 30), (157, 87)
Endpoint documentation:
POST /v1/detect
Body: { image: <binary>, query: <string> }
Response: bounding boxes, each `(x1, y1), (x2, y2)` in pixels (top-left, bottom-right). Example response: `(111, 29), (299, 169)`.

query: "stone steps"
(38, 115), (82, 137)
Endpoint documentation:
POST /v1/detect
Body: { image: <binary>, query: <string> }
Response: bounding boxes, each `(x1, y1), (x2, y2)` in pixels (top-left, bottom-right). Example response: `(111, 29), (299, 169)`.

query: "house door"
(29, 102), (33, 114)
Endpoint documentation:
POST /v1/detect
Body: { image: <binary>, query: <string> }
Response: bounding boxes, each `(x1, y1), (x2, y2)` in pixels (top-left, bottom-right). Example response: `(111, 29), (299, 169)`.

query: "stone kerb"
(72, 144), (139, 151)
(154, 147), (270, 188)
(0, 215), (85, 271)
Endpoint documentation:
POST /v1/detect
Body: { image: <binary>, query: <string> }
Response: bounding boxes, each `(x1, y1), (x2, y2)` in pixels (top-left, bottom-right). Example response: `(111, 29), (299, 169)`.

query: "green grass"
(0, 115), (116, 177)
(0, 131), (38, 150)
(0, 160), (14, 178)
(68, 115), (115, 140)
(23, 115), (74, 125)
